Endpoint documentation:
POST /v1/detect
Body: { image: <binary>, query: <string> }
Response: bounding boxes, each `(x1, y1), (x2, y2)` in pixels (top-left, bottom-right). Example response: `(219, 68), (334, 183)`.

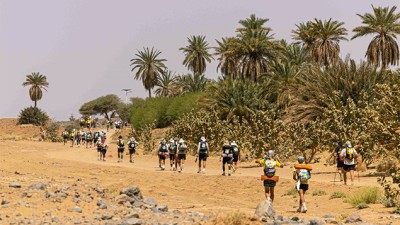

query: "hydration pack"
(264, 159), (277, 178)
(118, 140), (124, 147)
(199, 141), (208, 151)
(345, 147), (355, 160)
(129, 142), (136, 149)
(232, 146), (239, 155)
(298, 169), (310, 182)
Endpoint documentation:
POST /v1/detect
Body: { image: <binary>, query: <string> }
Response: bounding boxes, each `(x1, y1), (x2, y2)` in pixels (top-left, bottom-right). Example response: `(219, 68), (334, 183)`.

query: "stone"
(291, 216), (299, 221)
(322, 215), (335, 218)
(254, 200), (275, 220)
(120, 186), (143, 201)
(116, 194), (136, 204)
(28, 182), (47, 190)
(345, 213), (362, 223)
(122, 218), (144, 225)
(143, 198), (157, 209)
(98, 204), (107, 209)
(101, 213), (113, 220)
(97, 199), (106, 206)
(45, 191), (55, 198)
(125, 213), (139, 219)
(69, 207), (82, 213)
(9, 182), (21, 188)
(156, 205), (168, 212)
(1, 198), (9, 205)
(309, 219), (323, 225)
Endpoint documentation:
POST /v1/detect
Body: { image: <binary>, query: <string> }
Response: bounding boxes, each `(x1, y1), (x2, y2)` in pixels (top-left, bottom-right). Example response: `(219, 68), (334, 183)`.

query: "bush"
(282, 188), (298, 198)
(377, 158), (397, 175)
(210, 211), (253, 225)
(347, 187), (380, 207)
(312, 189), (327, 196)
(329, 191), (346, 199)
(45, 122), (63, 142)
(18, 107), (49, 126)
(129, 93), (203, 130)
(378, 166), (400, 209)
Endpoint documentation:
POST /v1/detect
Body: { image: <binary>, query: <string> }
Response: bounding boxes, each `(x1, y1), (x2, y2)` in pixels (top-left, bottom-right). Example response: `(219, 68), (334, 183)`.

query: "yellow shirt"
(259, 158), (281, 168)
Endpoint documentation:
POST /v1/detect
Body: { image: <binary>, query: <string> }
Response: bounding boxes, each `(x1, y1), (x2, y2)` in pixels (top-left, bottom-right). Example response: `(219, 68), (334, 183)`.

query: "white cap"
(200, 136), (206, 141)
(268, 150), (275, 157)
(179, 138), (184, 143)
(231, 141), (237, 146)
(345, 141), (352, 148)
(170, 138), (174, 143)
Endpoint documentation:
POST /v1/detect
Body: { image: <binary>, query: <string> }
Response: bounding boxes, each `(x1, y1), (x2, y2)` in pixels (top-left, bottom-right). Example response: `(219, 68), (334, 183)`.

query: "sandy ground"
(0, 118), (398, 224)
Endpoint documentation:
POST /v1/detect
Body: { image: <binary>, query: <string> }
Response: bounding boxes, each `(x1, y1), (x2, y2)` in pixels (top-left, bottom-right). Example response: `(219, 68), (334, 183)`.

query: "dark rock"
(276, 215), (283, 221)
(44, 211), (51, 217)
(51, 216), (60, 222)
(98, 204), (107, 209)
(45, 191), (55, 198)
(94, 186), (105, 194)
(156, 205), (168, 212)
(101, 213), (113, 220)
(97, 199), (106, 206)
(21, 192), (27, 198)
(9, 182), (21, 188)
(345, 213), (362, 223)
(254, 200), (275, 220)
(132, 201), (143, 208)
(120, 186), (143, 201)
(28, 182), (47, 190)
(291, 216), (300, 221)
(1, 198), (9, 205)
(125, 213), (139, 219)
(116, 194), (136, 204)
(309, 219), (323, 225)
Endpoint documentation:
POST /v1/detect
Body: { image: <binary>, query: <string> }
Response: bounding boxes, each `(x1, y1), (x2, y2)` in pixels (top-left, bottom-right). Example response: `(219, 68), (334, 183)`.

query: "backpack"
(199, 141), (208, 151)
(179, 143), (188, 151)
(345, 147), (355, 160)
(298, 169), (310, 182)
(264, 159), (277, 178)
(160, 144), (167, 151)
(232, 146), (239, 155)
(129, 142), (136, 149)
(118, 140), (124, 147)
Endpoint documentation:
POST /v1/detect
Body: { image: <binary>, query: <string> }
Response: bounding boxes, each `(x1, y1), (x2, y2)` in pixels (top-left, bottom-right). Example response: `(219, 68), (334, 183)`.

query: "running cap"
(200, 136), (206, 141)
(345, 141), (352, 148)
(268, 150), (275, 157)
(297, 156), (305, 163)
(231, 141), (237, 146)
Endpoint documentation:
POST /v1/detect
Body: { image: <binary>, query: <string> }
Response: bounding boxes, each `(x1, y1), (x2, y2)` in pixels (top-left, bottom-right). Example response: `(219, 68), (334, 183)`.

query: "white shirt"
(340, 148), (357, 165)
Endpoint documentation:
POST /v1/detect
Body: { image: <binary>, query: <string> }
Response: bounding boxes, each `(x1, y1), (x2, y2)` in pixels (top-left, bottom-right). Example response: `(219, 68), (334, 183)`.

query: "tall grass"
(329, 191), (346, 199)
(211, 211), (255, 225)
(347, 187), (381, 207)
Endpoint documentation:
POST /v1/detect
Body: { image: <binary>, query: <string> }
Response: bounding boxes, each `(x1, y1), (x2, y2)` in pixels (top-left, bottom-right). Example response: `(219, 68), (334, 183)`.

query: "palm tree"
(130, 47), (167, 98)
(154, 70), (176, 97)
(175, 73), (209, 94)
(352, 5), (400, 68)
(179, 35), (214, 75)
(310, 18), (348, 66)
(215, 37), (240, 79)
(236, 14), (271, 34)
(292, 21), (316, 50)
(22, 72), (49, 108)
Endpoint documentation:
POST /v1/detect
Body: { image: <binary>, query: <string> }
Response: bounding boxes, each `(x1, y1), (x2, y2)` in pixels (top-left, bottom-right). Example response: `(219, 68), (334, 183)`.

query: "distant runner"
(62, 130), (69, 145)
(69, 129), (76, 147)
(197, 136), (209, 174)
(340, 141), (358, 185)
(335, 141), (344, 182)
(168, 138), (177, 170)
(255, 150), (283, 202)
(176, 139), (188, 173)
(158, 138), (168, 170)
(117, 135), (125, 163)
(127, 137), (138, 163)
(231, 141), (240, 173)
(293, 156), (312, 213)
(220, 140), (233, 176)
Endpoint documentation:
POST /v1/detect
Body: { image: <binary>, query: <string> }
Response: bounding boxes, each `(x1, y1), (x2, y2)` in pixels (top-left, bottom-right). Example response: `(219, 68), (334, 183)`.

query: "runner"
(79, 117), (86, 129)
(340, 141), (358, 185)
(168, 138), (177, 170)
(101, 137), (109, 161)
(62, 130), (69, 145)
(255, 150), (283, 202)
(220, 140), (233, 176)
(86, 131), (93, 148)
(176, 138), (188, 173)
(293, 156), (312, 213)
(76, 130), (82, 147)
(69, 129), (76, 147)
(127, 137), (138, 163)
(158, 138), (168, 170)
(335, 141), (344, 182)
(197, 136), (209, 174)
(117, 135), (125, 163)
(96, 137), (103, 161)
(231, 141), (240, 173)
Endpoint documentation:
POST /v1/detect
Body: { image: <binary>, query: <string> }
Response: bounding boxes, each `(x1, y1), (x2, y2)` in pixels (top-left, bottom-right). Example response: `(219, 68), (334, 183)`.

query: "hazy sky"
(1, 0), (399, 121)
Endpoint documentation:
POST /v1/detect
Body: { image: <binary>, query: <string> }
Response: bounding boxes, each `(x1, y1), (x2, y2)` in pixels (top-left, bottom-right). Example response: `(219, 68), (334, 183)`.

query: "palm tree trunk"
(34, 100), (37, 108)
(148, 89), (152, 98)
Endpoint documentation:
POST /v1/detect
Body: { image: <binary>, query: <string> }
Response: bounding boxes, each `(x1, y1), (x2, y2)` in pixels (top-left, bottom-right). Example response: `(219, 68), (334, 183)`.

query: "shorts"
(222, 157), (232, 164)
(263, 180), (276, 187)
(232, 155), (239, 162)
(118, 147), (125, 153)
(296, 184), (309, 191)
(337, 160), (344, 168)
(199, 152), (207, 161)
(97, 147), (102, 152)
(169, 154), (175, 161)
(101, 149), (107, 155)
(178, 154), (186, 160)
(129, 148), (136, 154)
(343, 164), (356, 171)
(159, 154), (166, 160)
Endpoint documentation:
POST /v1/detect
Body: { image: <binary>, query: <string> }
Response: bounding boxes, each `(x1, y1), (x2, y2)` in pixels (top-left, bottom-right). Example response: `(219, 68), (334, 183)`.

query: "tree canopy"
(79, 94), (122, 120)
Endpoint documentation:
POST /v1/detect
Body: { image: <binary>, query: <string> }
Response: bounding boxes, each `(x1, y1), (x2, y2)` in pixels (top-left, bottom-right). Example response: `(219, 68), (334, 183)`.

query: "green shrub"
(283, 188), (298, 198)
(129, 93), (203, 130)
(312, 189), (327, 196)
(17, 107), (49, 126)
(330, 191), (346, 199)
(45, 122), (63, 142)
(347, 187), (380, 207)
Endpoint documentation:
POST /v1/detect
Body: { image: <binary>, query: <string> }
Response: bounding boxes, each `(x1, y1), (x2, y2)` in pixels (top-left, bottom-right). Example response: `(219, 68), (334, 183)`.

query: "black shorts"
(337, 160), (344, 168)
(232, 155), (239, 162)
(178, 154), (186, 160)
(101, 149), (107, 154)
(159, 154), (167, 160)
(223, 157), (232, 164)
(169, 154), (175, 161)
(129, 148), (136, 154)
(343, 164), (356, 171)
(296, 184), (309, 191)
(199, 152), (207, 161)
(118, 147), (125, 153)
(97, 147), (102, 152)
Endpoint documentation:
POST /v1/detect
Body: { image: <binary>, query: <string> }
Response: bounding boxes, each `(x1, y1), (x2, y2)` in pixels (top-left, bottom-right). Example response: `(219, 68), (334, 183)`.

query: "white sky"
(1, 0), (399, 121)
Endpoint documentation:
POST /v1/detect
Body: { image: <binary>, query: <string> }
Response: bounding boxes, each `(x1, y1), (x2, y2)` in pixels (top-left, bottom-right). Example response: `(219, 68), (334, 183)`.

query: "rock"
(143, 198), (157, 209)
(9, 182), (21, 188)
(69, 207), (82, 213)
(44, 211), (51, 217)
(156, 205), (168, 212)
(1, 198), (9, 205)
(94, 186), (105, 194)
(115, 194), (136, 205)
(60, 184), (70, 191)
(322, 215), (335, 218)
(101, 213), (113, 220)
(345, 213), (362, 223)
(97, 199), (106, 206)
(56, 192), (68, 198)
(45, 191), (55, 198)
(120, 186), (143, 201)
(291, 216), (299, 221)
(98, 204), (107, 209)
(132, 201), (143, 208)
(309, 219), (323, 225)
(28, 182), (47, 190)
(125, 213), (139, 219)
(254, 200), (275, 220)
(122, 218), (144, 225)
(51, 216), (60, 222)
